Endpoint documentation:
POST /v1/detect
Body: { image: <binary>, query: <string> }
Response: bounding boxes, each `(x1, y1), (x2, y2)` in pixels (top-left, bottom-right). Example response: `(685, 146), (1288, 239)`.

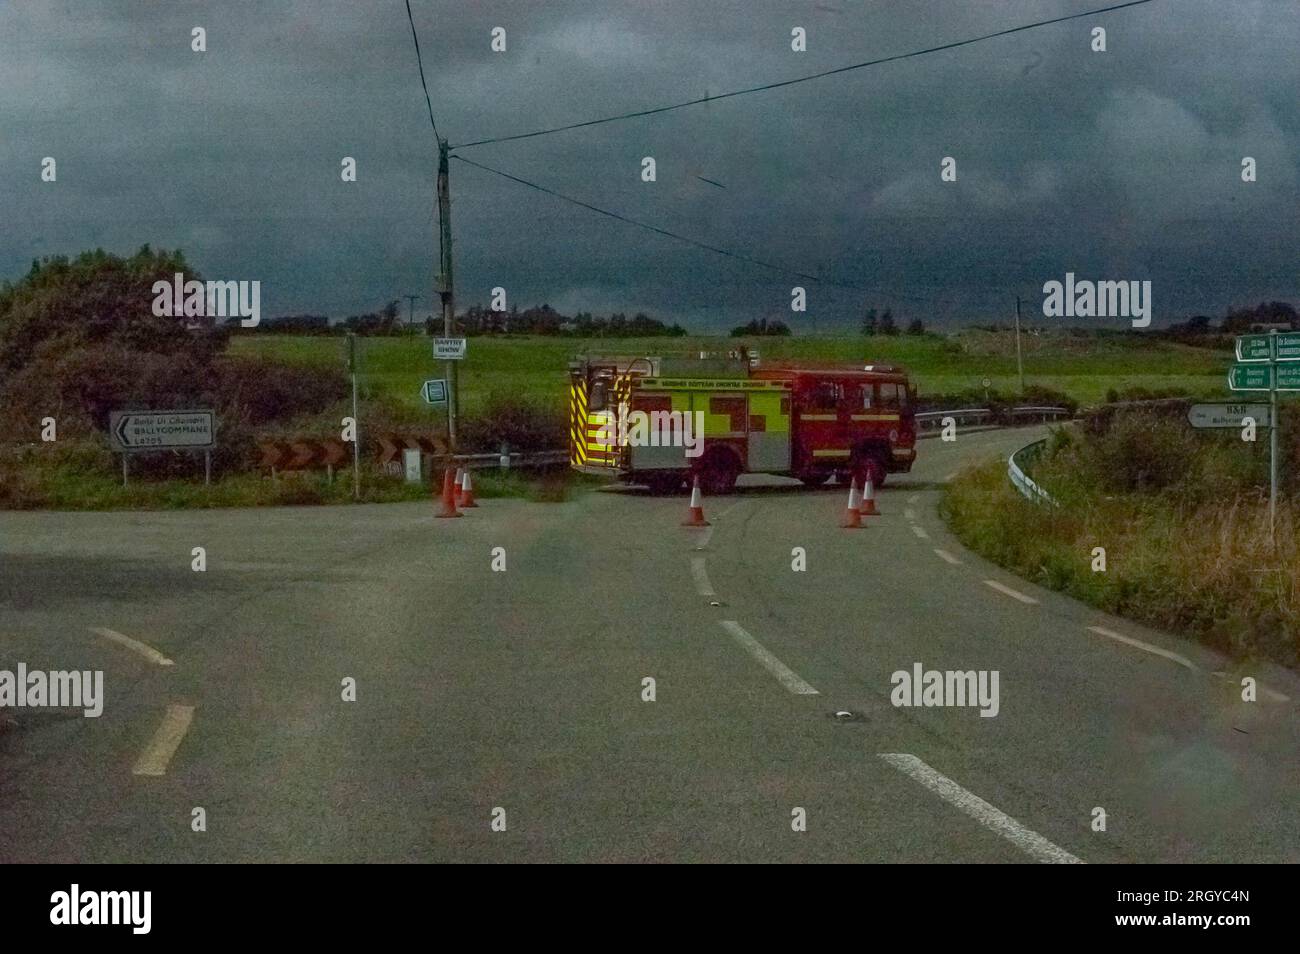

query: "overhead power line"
(452, 0), (1156, 149)
(451, 154), (866, 290)
(404, 0), (440, 141)
(452, 156), (984, 308)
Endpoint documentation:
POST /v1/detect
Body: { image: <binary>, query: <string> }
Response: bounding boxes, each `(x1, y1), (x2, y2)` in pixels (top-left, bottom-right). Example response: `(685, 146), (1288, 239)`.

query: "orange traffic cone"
(840, 479), (863, 529)
(682, 476), (711, 527)
(435, 466), (462, 518)
(460, 468), (478, 508)
(453, 466), (466, 506)
(861, 476), (880, 516)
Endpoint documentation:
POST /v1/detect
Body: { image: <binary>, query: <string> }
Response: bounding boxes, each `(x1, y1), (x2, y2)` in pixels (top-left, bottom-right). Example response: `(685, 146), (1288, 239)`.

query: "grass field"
(228, 329), (1235, 415)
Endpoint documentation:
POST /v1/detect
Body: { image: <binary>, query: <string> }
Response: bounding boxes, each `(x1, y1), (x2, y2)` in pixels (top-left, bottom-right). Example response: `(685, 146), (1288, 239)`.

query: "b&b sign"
(1186, 404), (1271, 429)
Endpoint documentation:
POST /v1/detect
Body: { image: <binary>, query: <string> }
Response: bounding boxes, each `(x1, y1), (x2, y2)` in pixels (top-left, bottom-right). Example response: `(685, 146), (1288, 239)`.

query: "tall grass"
(943, 414), (1297, 666)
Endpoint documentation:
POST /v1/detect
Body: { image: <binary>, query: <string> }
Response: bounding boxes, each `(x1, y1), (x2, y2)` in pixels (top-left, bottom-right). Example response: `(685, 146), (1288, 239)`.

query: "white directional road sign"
(420, 379), (448, 404)
(1187, 404), (1271, 429)
(110, 410), (215, 450)
(433, 337), (467, 360)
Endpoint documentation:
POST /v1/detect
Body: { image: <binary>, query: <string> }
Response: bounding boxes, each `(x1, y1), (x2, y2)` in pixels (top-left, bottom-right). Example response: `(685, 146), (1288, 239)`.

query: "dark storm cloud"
(1, 0), (1296, 329)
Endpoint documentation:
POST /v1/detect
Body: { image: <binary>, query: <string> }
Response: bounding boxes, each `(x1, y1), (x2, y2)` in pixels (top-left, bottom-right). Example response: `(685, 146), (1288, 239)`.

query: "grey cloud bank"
(2, 0), (1295, 330)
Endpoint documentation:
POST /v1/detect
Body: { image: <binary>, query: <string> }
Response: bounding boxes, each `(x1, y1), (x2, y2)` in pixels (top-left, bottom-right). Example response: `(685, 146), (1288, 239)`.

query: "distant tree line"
(1164, 301), (1298, 337)
(448, 304), (685, 337)
(861, 308), (926, 337)
(729, 317), (791, 337)
(250, 302), (687, 337)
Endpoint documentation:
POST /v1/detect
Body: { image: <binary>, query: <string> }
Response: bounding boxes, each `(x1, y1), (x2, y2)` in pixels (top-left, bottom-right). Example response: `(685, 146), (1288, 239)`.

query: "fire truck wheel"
(699, 449), (741, 495)
(798, 471), (832, 486)
(852, 454), (887, 489)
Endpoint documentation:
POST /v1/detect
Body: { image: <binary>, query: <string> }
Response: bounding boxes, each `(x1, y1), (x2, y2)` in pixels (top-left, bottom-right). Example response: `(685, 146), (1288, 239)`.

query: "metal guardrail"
(1008, 438), (1058, 507)
(462, 450), (570, 469)
(915, 408), (992, 429)
(1009, 406), (1071, 420)
(915, 405), (1070, 430)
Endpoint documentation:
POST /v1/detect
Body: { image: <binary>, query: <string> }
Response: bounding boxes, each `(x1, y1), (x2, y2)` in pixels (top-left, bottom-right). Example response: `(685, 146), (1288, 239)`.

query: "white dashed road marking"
(690, 557), (716, 598)
(904, 508), (917, 521)
(983, 580), (1038, 604)
(911, 525), (930, 539)
(719, 621), (819, 695)
(1086, 625), (1197, 672)
(91, 627), (174, 667)
(693, 527), (714, 550)
(879, 753), (1084, 864)
(132, 704), (195, 777)
(933, 549), (963, 565)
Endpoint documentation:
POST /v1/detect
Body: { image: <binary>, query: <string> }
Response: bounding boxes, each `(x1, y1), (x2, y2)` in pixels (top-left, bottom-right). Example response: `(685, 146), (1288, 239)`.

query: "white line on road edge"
(983, 580), (1038, 604)
(719, 621), (819, 695)
(879, 753), (1084, 864)
(933, 549), (963, 565)
(693, 527), (715, 550)
(944, 472), (958, 482)
(911, 525), (930, 539)
(1210, 672), (1290, 702)
(132, 704), (195, 777)
(690, 557), (716, 597)
(1086, 626), (1197, 672)
(91, 627), (174, 667)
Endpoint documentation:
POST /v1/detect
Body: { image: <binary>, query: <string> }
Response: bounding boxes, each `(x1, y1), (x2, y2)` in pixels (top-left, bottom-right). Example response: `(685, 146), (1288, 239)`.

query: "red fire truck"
(568, 351), (917, 493)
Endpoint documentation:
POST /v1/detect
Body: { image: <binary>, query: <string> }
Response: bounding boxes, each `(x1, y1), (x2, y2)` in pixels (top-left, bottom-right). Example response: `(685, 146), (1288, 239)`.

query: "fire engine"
(568, 350), (917, 493)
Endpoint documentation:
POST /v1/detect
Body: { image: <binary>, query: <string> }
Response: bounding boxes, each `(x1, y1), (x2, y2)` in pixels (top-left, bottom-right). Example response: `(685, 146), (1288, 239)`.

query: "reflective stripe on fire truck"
(569, 379), (587, 465)
(811, 449), (851, 458)
(851, 414), (901, 422)
(799, 414), (837, 422)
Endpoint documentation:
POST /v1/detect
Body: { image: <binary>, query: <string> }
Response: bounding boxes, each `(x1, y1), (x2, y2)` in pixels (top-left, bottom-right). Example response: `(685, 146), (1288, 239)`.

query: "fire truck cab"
(569, 352), (917, 494)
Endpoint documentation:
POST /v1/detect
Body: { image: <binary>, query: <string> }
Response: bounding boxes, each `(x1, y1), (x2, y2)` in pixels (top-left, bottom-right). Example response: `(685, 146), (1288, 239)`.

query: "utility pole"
(405, 294), (421, 337)
(347, 332), (360, 501)
(1014, 296), (1025, 394)
(437, 138), (458, 450)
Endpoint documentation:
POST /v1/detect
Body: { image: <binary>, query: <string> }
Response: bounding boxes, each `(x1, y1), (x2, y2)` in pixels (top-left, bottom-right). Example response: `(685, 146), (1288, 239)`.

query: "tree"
(0, 245), (224, 374)
(906, 318), (926, 336)
(879, 309), (898, 336)
(861, 307), (878, 336)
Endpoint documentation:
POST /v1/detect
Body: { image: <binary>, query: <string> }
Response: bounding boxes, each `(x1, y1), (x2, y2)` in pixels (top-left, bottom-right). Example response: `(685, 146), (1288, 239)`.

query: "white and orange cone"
(453, 466), (466, 506)
(861, 476), (880, 516)
(435, 466), (462, 518)
(840, 479), (863, 529)
(681, 476), (711, 527)
(459, 468), (478, 508)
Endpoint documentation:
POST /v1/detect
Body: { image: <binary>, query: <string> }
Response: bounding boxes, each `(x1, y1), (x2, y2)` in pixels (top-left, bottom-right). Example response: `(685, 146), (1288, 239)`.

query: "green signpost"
(1275, 364), (1300, 391)
(1228, 364), (1271, 391)
(1228, 330), (1298, 542)
(1235, 333), (1273, 362)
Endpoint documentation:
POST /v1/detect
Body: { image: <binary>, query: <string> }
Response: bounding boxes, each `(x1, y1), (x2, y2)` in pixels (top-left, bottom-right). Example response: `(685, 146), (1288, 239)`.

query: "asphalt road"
(1, 427), (1296, 863)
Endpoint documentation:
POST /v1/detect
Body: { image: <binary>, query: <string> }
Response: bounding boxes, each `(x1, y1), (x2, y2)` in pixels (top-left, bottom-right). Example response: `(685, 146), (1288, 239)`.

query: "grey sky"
(2, 0), (1296, 330)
